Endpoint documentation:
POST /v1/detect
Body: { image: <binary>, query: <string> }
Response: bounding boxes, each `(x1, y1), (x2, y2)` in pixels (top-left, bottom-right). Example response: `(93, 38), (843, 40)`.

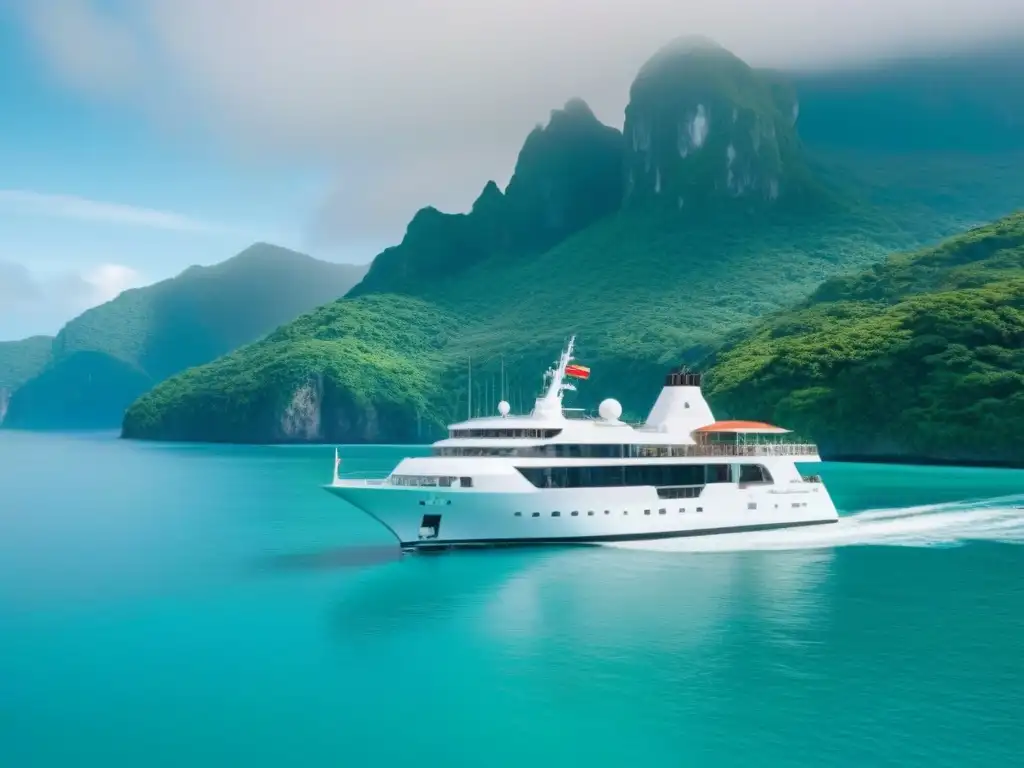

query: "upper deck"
(435, 335), (819, 460)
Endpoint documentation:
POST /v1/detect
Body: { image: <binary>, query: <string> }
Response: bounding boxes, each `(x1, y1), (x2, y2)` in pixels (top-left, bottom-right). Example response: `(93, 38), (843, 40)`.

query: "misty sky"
(2, 0), (1023, 339)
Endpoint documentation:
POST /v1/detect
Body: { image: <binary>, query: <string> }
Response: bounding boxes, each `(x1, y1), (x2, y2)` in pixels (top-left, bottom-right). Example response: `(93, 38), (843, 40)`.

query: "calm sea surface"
(1, 431), (1022, 767)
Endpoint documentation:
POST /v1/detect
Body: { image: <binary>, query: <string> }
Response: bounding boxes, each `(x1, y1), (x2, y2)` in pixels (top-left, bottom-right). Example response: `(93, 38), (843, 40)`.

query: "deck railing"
(335, 471), (390, 486)
(434, 443), (819, 459)
(685, 443), (819, 458)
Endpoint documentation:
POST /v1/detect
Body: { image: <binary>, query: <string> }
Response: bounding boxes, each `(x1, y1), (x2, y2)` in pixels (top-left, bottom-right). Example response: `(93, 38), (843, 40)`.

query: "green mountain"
(123, 38), (1024, 445)
(704, 211), (1024, 464)
(4, 244), (366, 430)
(352, 98), (624, 296)
(0, 336), (53, 424)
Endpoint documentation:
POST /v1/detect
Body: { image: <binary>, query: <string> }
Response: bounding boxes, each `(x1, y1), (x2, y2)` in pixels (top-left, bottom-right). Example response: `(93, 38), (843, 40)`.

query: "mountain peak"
(503, 97), (623, 252)
(625, 37), (816, 209)
(639, 35), (730, 70)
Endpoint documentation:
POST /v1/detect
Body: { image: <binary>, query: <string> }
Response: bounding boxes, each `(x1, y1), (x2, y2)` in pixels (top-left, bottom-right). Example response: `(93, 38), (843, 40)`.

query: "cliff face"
(122, 294), (457, 444)
(624, 36), (816, 210)
(274, 377), (428, 444)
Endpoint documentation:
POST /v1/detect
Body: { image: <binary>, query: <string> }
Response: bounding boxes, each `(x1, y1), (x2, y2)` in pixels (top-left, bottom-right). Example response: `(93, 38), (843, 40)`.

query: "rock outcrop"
(624, 36), (816, 209)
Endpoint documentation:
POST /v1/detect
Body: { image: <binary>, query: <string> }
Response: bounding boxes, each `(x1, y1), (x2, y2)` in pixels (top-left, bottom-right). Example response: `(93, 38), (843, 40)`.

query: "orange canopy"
(694, 420), (790, 434)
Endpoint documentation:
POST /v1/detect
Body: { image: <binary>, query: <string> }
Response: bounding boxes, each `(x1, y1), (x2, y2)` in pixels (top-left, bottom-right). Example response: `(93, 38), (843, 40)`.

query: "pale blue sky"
(0, 3), (390, 340)
(2, 0), (1022, 341)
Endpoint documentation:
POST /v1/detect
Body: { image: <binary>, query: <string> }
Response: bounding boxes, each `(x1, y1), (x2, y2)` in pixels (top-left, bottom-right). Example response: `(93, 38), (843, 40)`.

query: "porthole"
(748, 503), (757, 510)
(514, 511), (522, 517)
(532, 512), (540, 518)
(571, 511), (579, 517)
(644, 509), (651, 516)
(696, 507), (703, 512)
(587, 511), (594, 516)
(552, 511), (561, 517)
(659, 509), (667, 515)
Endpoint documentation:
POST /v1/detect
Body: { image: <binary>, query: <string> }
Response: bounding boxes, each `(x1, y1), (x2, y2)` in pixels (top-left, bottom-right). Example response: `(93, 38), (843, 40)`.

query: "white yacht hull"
(325, 481), (839, 550)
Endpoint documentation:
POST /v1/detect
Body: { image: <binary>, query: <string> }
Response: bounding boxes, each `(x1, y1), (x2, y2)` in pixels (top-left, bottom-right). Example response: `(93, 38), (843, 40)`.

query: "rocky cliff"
(624, 36), (818, 210)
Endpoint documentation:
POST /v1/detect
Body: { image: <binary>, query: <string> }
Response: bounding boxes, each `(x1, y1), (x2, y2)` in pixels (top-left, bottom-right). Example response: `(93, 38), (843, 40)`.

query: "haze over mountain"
(122, 37), (1024, 459)
(11, 0), (1024, 264)
(2, 245), (366, 430)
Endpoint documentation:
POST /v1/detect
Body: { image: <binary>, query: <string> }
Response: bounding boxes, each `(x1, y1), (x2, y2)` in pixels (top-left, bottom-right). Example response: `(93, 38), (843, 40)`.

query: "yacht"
(325, 336), (838, 550)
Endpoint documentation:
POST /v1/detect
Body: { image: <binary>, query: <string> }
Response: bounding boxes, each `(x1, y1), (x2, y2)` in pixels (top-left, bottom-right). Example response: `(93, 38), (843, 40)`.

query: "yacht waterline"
(325, 336), (838, 550)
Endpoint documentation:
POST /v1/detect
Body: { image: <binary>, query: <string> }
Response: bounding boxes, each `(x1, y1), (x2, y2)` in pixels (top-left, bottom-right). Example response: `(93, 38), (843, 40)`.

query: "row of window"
(448, 428), (563, 439)
(510, 500), (811, 518)
(390, 475), (473, 488)
(515, 463), (771, 489)
(513, 507), (703, 517)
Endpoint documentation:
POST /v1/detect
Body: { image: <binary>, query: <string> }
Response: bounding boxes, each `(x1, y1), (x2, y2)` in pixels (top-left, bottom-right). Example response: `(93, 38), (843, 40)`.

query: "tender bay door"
(419, 514), (442, 540)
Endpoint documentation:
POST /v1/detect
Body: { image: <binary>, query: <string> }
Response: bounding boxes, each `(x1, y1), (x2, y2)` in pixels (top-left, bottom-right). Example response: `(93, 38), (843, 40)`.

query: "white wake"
(606, 495), (1024, 553)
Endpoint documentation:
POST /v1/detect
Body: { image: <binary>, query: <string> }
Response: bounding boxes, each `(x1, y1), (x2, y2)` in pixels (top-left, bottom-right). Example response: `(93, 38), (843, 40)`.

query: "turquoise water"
(1, 431), (1023, 766)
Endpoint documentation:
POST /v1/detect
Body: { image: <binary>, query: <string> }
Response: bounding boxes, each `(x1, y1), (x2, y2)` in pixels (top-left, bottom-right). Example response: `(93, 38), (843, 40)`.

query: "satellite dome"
(599, 398), (623, 421)
(498, 400), (511, 417)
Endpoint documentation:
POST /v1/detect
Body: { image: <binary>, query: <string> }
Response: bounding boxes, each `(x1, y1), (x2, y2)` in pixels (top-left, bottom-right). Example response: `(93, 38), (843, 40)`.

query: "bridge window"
(739, 465), (772, 484)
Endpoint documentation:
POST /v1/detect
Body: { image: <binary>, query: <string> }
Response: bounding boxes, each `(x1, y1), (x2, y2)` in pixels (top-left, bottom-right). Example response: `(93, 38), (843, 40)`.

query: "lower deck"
(326, 480), (839, 549)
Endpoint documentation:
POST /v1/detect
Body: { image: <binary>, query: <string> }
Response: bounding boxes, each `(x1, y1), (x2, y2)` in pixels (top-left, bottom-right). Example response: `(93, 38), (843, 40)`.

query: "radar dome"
(498, 400), (511, 417)
(599, 398), (623, 421)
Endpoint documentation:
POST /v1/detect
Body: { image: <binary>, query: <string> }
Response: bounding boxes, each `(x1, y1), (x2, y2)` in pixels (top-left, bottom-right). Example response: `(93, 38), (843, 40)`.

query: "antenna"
(501, 355), (505, 402)
(467, 354), (472, 421)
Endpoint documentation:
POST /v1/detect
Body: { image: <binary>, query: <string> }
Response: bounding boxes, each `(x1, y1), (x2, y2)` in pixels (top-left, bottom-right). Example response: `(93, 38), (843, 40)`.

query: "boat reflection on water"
(480, 547), (835, 649)
(328, 545), (834, 653)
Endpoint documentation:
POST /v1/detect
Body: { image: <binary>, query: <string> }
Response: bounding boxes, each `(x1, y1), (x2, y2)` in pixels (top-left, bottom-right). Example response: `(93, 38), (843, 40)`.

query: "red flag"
(565, 364), (590, 380)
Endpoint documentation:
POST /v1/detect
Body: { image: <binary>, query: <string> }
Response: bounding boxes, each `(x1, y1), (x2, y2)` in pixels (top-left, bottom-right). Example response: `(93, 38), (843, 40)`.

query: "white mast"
(467, 354), (472, 421)
(531, 335), (576, 420)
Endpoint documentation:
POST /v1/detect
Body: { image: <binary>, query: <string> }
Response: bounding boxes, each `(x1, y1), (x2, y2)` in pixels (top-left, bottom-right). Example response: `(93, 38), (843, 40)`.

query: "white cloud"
(0, 263), (44, 321)
(0, 261), (146, 339)
(15, 0), (1024, 243)
(81, 263), (145, 304)
(0, 189), (222, 232)
(19, 0), (143, 98)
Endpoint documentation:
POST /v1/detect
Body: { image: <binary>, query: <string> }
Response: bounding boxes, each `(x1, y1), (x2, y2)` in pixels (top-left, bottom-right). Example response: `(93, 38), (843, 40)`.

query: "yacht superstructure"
(325, 336), (838, 550)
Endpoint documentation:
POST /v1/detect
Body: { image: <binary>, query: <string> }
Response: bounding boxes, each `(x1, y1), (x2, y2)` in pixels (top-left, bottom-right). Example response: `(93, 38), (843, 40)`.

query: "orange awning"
(694, 420), (791, 434)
